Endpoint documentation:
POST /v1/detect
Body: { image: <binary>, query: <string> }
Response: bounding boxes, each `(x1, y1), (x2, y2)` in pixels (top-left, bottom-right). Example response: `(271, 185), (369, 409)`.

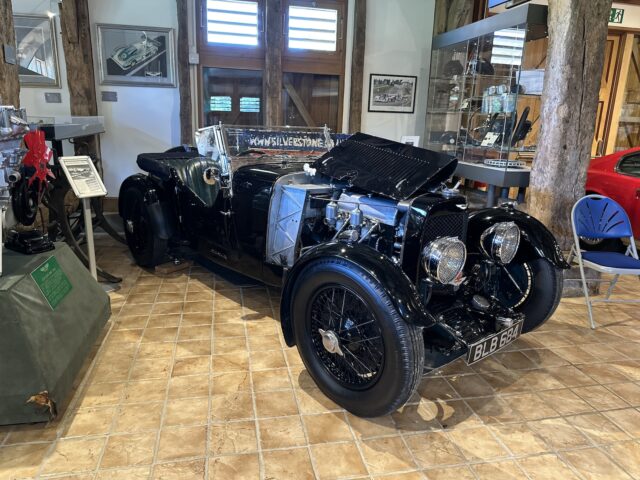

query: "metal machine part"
(337, 192), (401, 226)
(480, 221), (521, 264)
(266, 172), (333, 267)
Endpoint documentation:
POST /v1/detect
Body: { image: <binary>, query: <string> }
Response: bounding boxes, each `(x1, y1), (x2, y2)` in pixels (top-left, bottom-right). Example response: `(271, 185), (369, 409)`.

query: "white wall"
(89, 0), (181, 196)
(13, 0), (74, 155)
(359, 0), (436, 144)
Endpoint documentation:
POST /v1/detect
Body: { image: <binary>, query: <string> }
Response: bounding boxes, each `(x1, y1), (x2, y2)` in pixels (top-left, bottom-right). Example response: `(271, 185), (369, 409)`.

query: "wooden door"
(592, 34), (622, 157)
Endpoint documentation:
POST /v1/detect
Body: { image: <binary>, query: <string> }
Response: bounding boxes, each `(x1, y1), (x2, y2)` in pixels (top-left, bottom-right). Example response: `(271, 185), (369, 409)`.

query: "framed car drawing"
(368, 74), (417, 113)
(13, 14), (60, 87)
(96, 24), (176, 87)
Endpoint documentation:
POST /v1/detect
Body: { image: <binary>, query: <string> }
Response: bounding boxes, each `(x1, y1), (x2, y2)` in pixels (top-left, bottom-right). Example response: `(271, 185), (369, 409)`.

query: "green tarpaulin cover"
(0, 243), (110, 425)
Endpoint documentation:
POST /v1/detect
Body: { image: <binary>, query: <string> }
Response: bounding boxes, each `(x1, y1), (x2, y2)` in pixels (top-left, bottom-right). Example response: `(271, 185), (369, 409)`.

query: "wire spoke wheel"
(308, 285), (384, 390)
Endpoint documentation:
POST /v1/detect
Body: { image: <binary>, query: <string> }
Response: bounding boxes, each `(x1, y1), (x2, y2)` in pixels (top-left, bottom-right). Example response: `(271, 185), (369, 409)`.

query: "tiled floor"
(1, 237), (639, 480)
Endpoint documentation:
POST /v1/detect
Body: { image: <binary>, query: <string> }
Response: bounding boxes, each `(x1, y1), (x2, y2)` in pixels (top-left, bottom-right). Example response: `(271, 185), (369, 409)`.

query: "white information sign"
(59, 156), (107, 199)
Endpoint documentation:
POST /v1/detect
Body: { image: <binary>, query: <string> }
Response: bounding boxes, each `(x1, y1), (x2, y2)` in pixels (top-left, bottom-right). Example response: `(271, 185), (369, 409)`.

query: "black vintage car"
(120, 126), (569, 417)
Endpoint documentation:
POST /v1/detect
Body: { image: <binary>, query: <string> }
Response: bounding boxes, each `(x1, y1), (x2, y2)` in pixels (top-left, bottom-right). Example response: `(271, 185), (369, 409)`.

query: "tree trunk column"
(527, 0), (612, 250)
(264, 0), (283, 126)
(0, 0), (20, 106)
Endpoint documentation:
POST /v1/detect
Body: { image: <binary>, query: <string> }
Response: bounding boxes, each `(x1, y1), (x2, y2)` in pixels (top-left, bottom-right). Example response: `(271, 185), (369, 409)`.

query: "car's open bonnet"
(314, 133), (458, 201)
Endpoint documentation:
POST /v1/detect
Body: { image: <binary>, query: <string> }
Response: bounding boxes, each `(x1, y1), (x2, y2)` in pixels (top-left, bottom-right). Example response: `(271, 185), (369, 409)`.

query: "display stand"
(59, 156), (108, 281)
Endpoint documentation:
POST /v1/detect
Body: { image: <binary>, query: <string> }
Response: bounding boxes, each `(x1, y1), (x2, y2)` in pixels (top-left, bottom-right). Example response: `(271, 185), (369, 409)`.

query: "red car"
(586, 147), (640, 248)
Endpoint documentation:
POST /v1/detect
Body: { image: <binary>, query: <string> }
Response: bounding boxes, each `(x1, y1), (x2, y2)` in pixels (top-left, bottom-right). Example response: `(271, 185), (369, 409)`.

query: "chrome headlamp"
(480, 222), (521, 264)
(422, 237), (467, 285)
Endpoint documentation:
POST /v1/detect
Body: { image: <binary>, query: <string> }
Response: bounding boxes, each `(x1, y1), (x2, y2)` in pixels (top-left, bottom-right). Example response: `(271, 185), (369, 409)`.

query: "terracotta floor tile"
(446, 374), (494, 398)
(142, 327), (178, 343)
(96, 466), (151, 479)
(359, 436), (417, 474)
(422, 466), (475, 480)
(255, 390), (299, 417)
(472, 461), (526, 480)
(0, 443), (50, 478)
(577, 363), (634, 384)
(404, 431), (464, 468)
(604, 440), (640, 478)
(41, 437), (105, 475)
(208, 453), (260, 479)
(566, 412), (631, 444)
(63, 407), (115, 437)
(429, 399), (481, 430)
(250, 349), (287, 370)
(147, 313), (182, 328)
(213, 336), (247, 354)
(152, 458), (206, 480)
(156, 292), (186, 303)
(172, 356), (210, 377)
(130, 357), (172, 380)
(113, 403), (163, 433)
(263, 448), (315, 480)
(181, 312), (213, 326)
(251, 368), (293, 391)
(606, 382), (640, 407)
(168, 374), (210, 399)
(603, 408), (640, 437)
(518, 453), (582, 480)
(464, 396), (523, 424)
(572, 385), (630, 410)
(211, 352), (249, 373)
(562, 447), (632, 480)
(176, 339), (211, 357)
(373, 472), (426, 480)
(416, 377), (459, 402)
(137, 342), (175, 360)
(447, 426), (508, 461)
(259, 416), (306, 449)
(490, 423), (549, 456)
(209, 421), (258, 455)
(311, 442), (368, 479)
(499, 392), (559, 420)
(100, 432), (157, 468)
(164, 397), (209, 426)
(210, 392), (254, 421)
(538, 388), (594, 415)
(527, 418), (591, 450)
(294, 387), (342, 414)
(347, 413), (398, 439)
(213, 323), (246, 337)
(156, 425), (207, 461)
(77, 382), (126, 408)
(303, 412), (353, 444)
(5, 422), (59, 444)
(211, 370), (251, 394)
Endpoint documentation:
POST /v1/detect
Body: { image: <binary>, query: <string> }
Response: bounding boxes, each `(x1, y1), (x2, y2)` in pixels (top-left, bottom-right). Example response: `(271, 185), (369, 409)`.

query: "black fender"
(468, 206), (570, 269)
(279, 242), (436, 347)
(119, 174), (176, 241)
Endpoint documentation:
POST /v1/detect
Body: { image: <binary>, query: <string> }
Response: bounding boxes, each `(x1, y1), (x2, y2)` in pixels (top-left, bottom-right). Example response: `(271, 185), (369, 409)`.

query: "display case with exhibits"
(424, 3), (548, 205)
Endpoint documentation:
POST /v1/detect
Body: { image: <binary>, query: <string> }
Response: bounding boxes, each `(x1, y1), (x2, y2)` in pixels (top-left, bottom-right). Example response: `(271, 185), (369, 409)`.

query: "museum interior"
(1, 0), (640, 478)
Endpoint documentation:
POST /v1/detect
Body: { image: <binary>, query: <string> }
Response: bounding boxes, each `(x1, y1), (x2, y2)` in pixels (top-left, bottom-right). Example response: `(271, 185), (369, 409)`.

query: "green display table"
(0, 243), (111, 425)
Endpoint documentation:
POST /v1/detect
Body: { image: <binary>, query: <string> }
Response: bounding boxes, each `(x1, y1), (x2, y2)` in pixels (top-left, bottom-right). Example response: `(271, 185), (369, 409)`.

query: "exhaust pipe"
(8, 171), (21, 183)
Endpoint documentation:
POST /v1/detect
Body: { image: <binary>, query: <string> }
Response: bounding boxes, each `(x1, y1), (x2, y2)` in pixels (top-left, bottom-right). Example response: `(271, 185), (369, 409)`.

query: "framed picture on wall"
(96, 24), (176, 87)
(368, 74), (417, 114)
(14, 14), (60, 87)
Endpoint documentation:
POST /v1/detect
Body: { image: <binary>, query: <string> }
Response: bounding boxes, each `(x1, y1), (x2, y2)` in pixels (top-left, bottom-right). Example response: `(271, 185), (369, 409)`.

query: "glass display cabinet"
(424, 4), (548, 206)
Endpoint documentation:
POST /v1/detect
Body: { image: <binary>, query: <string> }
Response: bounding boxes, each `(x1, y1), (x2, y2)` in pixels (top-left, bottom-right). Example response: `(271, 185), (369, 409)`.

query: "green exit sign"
(610, 8), (625, 24)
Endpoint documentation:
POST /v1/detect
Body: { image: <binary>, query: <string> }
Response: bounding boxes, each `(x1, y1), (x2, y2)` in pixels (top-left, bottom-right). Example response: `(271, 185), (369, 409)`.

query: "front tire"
(291, 258), (424, 417)
(121, 188), (168, 267)
(495, 258), (562, 333)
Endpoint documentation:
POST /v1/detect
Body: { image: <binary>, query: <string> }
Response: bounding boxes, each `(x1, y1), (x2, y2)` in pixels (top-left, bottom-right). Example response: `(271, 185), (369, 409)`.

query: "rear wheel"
(494, 258), (562, 333)
(121, 188), (167, 267)
(291, 258), (423, 417)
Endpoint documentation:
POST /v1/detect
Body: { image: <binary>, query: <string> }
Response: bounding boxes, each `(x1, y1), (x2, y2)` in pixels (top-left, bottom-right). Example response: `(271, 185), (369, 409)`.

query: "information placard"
(31, 256), (73, 310)
(59, 156), (107, 199)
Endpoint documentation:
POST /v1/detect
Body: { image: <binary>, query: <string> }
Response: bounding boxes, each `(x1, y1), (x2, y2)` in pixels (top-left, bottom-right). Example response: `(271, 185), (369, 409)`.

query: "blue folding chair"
(569, 194), (640, 329)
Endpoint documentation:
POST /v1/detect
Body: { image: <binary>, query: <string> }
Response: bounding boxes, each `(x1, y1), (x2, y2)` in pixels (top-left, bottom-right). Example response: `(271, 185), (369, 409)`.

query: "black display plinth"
(0, 243), (110, 425)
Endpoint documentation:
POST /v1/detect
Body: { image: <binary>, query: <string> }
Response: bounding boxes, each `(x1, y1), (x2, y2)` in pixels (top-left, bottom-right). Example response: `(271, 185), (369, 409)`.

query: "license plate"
(466, 321), (523, 365)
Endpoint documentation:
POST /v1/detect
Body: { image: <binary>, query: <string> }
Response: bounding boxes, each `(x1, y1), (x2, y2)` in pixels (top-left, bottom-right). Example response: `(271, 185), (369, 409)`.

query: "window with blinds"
(491, 28), (525, 66)
(288, 5), (338, 51)
(206, 0), (259, 46)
